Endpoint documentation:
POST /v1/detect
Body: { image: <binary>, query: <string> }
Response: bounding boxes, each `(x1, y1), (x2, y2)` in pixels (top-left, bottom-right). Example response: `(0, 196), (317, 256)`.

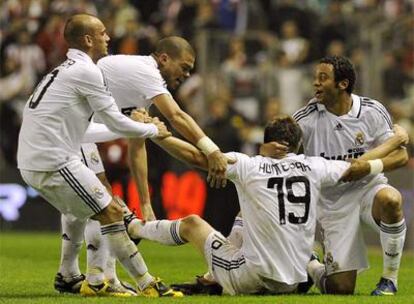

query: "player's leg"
(54, 213), (87, 293)
(307, 189), (368, 294)
(363, 186), (405, 295)
(227, 212), (243, 249)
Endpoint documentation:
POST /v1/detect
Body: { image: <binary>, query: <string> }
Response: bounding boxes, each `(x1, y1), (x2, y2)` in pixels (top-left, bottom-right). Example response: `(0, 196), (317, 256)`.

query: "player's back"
(18, 50), (112, 171)
(226, 152), (349, 285)
(97, 55), (170, 114)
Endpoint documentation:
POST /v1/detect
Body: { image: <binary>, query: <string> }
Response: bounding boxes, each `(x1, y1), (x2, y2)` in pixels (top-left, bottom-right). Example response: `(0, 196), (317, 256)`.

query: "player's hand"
(259, 141), (289, 159)
(131, 108), (152, 123)
(141, 203), (156, 221)
(393, 124), (409, 145)
(152, 117), (171, 139)
(206, 150), (235, 188)
(339, 159), (371, 182)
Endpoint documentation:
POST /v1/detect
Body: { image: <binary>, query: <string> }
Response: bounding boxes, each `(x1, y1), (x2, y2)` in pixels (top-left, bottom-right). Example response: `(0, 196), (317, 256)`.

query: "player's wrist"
(197, 136), (219, 156)
(368, 159), (383, 175)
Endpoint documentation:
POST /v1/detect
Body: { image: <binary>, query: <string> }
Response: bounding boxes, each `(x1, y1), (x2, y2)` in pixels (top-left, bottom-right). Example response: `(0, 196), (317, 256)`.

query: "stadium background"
(0, 0), (413, 252)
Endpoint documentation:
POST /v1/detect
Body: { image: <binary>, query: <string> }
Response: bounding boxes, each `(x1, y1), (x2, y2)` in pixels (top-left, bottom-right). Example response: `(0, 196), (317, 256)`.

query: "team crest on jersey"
(92, 187), (104, 199)
(355, 132), (364, 146)
(90, 152), (100, 164)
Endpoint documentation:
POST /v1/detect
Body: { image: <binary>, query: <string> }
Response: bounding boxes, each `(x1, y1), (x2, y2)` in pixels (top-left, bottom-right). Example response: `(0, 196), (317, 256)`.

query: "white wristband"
(196, 136), (219, 156)
(368, 159), (383, 175)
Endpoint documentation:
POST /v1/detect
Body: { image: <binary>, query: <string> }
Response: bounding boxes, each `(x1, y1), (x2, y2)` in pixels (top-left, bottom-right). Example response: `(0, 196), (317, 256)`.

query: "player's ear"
(338, 79), (349, 91)
(158, 53), (170, 65)
(84, 34), (93, 48)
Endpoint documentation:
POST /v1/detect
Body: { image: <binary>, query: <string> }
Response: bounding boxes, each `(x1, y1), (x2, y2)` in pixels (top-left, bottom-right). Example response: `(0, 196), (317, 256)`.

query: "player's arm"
(358, 124), (408, 162)
(151, 136), (209, 171)
(340, 149), (408, 182)
(152, 93), (228, 188)
(128, 138), (155, 220)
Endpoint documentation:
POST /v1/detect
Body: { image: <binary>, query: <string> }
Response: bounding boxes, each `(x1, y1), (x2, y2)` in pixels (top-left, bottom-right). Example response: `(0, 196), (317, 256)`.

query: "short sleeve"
(313, 158), (350, 187)
(225, 152), (251, 183)
(75, 65), (115, 112)
(366, 100), (394, 146)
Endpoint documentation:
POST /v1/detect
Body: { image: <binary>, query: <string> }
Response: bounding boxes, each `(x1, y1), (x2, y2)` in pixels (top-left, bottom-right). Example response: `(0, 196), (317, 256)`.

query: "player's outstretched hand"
(259, 141), (289, 159)
(393, 124), (409, 145)
(206, 151), (236, 188)
(339, 159), (371, 182)
(152, 117), (171, 139)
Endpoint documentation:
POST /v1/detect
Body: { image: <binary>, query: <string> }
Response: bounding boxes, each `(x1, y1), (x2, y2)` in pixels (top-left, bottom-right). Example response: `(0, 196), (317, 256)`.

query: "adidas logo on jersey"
(334, 122), (343, 131)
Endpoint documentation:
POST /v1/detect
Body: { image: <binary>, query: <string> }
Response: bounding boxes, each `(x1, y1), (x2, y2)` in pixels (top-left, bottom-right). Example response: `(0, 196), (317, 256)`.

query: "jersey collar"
(67, 48), (94, 64)
(315, 94), (361, 117)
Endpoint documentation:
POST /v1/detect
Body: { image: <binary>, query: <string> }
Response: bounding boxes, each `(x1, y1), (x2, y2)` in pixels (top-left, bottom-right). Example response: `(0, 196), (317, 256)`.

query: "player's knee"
(377, 189), (403, 216)
(327, 277), (355, 294)
(96, 200), (124, 224)
(180, 215), (203, 236)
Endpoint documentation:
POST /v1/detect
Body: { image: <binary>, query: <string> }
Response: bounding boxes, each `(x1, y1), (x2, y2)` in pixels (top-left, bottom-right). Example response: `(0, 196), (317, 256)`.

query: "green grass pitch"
(0, 232), (413, 303)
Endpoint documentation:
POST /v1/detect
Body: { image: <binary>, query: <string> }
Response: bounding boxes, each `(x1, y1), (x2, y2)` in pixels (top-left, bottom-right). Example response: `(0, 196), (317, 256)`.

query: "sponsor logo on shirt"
(320, 147), (366, 160)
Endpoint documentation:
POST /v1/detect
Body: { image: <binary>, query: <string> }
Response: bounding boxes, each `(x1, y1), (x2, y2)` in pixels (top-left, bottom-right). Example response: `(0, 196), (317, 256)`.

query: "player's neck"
(325, 94), (352, 116)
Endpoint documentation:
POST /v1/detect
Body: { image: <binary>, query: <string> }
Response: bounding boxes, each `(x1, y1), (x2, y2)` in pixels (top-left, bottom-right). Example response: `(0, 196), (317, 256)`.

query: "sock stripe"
(233, 219), (243, 227)
(170, 221), (185, 245)
(380, 222), (406, 234)
(101, 223), (126, 235)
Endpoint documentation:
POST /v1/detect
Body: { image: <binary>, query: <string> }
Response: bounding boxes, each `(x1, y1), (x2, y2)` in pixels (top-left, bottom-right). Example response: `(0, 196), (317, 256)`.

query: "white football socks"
(101, 221), (153, 291)
(59, 214), (86, 278)
(380, 219), (406, 287)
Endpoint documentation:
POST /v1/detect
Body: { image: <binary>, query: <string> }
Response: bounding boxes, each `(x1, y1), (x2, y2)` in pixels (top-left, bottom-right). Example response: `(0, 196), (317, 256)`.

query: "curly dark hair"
(264, 115), (302, 153)
(320, 56), (356, 94)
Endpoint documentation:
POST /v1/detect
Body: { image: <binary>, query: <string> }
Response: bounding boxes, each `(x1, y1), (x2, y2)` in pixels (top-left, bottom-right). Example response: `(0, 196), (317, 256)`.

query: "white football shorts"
(204, 231), (297, 295)
(20, 159), (111, 220)
(79, 143), (105, 174)
(319, 179), (395, 275)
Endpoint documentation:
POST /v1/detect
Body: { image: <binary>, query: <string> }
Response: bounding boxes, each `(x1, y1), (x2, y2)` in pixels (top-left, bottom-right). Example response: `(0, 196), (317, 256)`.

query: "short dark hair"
(264, 115), (302, 153)
(154, 36), (195, 59)
(319, 56), (356, 94)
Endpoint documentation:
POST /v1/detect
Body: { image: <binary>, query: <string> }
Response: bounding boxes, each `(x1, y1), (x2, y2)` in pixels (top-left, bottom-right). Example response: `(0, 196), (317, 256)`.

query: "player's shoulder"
(292, 99), (318, 123)
(358, 94), (392, 126)
(69, 59), (103, 83)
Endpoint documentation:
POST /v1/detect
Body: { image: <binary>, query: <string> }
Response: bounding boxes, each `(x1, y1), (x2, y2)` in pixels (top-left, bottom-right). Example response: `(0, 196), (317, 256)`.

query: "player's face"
(89, 19), (110, 62)
(160, 51), (194, 89)
(313, 63), (340, 105)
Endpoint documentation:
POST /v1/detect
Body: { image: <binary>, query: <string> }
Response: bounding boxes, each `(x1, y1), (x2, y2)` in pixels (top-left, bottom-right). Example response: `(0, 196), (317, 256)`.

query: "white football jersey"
(97, 55), (171, 115)
(293, 94), (393, 206)
(18, 49), (115, 171)
(226, 152), (350, 284)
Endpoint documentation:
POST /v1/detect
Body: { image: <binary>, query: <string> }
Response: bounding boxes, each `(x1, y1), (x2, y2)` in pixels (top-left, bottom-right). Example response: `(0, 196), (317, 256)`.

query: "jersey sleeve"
(135, 71), (171, 101)
(225, 152), (252, 183)
(75, 65), (115, 112)
(313, 157), (351, 187)
(367, 100), (394, 146)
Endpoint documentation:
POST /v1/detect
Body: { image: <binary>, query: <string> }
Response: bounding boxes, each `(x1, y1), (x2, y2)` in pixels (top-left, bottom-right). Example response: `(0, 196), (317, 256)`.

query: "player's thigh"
(319, 188), (368, 275)
(180, 215), (215, 255)
(204, 231), (261, 295)
(80, 143), (105, 174)
(21, 161), (111, 220)
(360, 184), (399, 231)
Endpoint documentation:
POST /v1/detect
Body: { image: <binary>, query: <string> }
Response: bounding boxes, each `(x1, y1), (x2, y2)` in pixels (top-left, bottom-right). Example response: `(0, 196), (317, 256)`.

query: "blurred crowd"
(1, 0), (413, 171)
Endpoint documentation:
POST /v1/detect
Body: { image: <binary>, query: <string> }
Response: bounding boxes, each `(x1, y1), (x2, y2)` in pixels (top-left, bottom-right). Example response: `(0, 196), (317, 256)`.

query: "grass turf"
(0, 231), (413, 303)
